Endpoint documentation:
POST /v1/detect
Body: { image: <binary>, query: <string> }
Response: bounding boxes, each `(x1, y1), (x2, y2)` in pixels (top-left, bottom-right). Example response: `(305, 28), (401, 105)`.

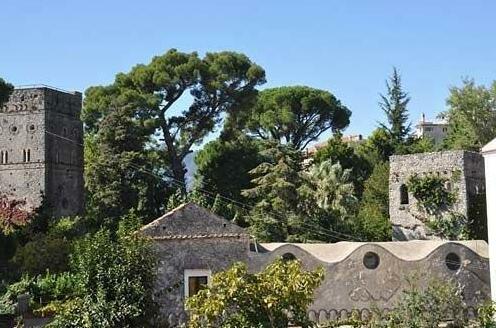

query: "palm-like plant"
(306, 160), (358, 219)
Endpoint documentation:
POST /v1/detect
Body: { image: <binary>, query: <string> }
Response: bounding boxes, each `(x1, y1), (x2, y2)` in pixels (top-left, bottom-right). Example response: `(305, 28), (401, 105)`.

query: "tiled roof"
(150, 233), (247, 240)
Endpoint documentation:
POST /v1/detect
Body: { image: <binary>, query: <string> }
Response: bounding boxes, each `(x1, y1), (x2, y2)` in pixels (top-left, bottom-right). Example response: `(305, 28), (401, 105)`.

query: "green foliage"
(0, 272), (79, 315)
(305, 160), (358, 221)
(84, 108), (169, 229)
(426, 212), (469, 240)
(376, 278), (468, 328)
(195, 135), (264, 206)
(11, 217), (84, 277)
(186, 258), (324, 328)
(313, 132), (372, 196)
(0, 78), (13, 107)
(406, 174), (470, 239)
(242, 143), (304, 241)
(360, 128), (396, 163)
(235, 86), (351, 149)
(407, 174), (456, 214)
(477, 301), (496, 328)
(379, 67), (411, 147)
(12, 236), (71, 276)
(354, 162), (392, 241)
(321, 278), (470, 328)
(83, 49), (266, 187)
(443, 79), (496, 151)
(49, 230), (158, 327)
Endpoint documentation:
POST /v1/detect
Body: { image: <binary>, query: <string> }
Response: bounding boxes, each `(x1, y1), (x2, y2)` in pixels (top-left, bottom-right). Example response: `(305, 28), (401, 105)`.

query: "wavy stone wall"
(250, 241), (490, 323)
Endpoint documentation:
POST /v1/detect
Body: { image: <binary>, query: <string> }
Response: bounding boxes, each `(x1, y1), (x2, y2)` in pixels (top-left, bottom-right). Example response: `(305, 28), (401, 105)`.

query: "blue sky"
(1, 0), (495, 143)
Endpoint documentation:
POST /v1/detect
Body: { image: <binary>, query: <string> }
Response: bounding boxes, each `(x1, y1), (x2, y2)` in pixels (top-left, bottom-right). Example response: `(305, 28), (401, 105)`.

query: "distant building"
(306, 134), (365, 157)
(341, 134), (364, 143)
(415, 113), (449, 146)
(0, 86), (84, 217)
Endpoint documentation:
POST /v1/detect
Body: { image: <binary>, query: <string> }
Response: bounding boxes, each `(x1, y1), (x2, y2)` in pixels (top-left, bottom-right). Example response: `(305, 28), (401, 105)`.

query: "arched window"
(55, 151), (60, 164)
(27, 149), (31, 162)
(22, 149), (26, 162)
(400, 184), (409, 205)
(0, 151), (3, 164)
(4, 151), (8, 164)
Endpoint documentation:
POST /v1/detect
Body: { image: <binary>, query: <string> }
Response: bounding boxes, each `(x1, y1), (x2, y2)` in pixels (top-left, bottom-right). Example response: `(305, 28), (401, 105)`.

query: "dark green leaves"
(237, 86), (351, 149)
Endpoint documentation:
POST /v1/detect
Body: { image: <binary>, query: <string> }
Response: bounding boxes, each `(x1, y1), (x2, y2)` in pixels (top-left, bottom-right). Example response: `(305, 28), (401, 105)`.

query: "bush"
(49, 229), (158, 327)
(0, 272), (79, 316)
(187, 258), (324, 328)
(477, 301), (496, 328)
(321, 278), (472, 328)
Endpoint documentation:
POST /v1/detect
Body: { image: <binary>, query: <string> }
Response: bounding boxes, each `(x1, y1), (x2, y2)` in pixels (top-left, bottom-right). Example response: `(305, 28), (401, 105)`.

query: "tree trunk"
(161, 123), (187, 194)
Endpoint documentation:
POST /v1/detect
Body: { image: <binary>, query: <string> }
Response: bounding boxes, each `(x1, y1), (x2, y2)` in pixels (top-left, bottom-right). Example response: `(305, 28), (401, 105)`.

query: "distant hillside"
(184, 151), (197, 190)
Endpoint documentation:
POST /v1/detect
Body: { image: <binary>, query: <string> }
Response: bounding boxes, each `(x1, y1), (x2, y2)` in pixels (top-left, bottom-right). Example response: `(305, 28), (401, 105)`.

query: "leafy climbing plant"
(407, 174), (456, 214)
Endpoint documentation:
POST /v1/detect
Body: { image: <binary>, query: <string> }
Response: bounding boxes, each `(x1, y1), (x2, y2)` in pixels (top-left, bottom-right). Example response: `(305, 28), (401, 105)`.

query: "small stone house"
(140, 203), (491, 327)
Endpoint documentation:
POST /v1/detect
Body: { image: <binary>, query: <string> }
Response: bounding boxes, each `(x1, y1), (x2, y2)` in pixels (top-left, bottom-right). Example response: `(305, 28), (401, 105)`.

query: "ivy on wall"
(407, 174), (456, 215)
(407, 173), (469, 240)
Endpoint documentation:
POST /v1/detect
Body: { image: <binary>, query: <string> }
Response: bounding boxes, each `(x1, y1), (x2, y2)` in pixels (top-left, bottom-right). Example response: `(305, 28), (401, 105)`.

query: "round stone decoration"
(363, 251), (380, 270)
(445, 252), (461, 271)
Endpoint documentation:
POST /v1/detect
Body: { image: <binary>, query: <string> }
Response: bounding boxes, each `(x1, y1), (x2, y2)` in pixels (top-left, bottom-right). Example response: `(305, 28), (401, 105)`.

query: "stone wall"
(250, 241), (490, 325)
(143, 204), (491, 327)
(152, 237), (250, 326)
(389, 151), (485, 240)
(0, 87), (84, 217)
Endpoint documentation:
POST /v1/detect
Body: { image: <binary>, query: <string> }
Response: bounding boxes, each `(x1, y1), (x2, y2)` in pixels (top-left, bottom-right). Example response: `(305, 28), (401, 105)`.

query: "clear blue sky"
(1, 0), (495, 142)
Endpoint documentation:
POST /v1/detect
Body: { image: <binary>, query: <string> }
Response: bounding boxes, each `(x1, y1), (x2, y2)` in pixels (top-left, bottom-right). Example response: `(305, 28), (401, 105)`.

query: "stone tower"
(389, 150), (485, 241)
(0, 86), (84, 217)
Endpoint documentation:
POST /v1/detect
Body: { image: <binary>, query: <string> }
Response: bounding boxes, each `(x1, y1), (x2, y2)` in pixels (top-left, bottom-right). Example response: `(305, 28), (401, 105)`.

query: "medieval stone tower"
(0, 86), (84, 217)
(389, 150), (485, 241)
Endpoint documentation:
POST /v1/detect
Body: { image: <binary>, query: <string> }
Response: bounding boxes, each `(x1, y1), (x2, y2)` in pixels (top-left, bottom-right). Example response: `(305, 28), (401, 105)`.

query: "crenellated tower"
(0, 86), (84, 217)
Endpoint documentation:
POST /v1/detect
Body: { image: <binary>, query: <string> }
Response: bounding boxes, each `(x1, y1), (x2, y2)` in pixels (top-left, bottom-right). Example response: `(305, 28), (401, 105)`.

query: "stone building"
(141, 203), (491, 327)
(389, 150), (485, 240)
(0, 86), (84, 217)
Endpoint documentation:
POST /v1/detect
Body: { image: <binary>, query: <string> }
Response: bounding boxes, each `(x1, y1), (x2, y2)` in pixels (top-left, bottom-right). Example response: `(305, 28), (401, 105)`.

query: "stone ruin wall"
(389, 150), (485, 241)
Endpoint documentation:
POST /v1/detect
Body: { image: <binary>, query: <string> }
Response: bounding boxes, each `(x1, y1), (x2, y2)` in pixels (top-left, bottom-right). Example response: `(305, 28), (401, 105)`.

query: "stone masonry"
(141, 203), (491, 327)
(389, 150), (485, 240)
(0, 86), (84, 217)
(140, 203), (250, 326)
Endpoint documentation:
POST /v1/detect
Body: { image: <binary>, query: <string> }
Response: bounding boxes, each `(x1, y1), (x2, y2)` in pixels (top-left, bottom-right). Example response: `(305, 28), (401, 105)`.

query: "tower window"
(1, 151), (8, 164)
(55, 151), (60, 164)
(400, 184), (409, 205)
(22, 149), (31, 162)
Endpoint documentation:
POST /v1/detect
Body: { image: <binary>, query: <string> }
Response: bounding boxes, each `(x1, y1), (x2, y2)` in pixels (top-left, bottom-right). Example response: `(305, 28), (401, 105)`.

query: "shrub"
(186, 258), (324, 328)
(48, 229), (158, 327)
(477, 301), (496, 328)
